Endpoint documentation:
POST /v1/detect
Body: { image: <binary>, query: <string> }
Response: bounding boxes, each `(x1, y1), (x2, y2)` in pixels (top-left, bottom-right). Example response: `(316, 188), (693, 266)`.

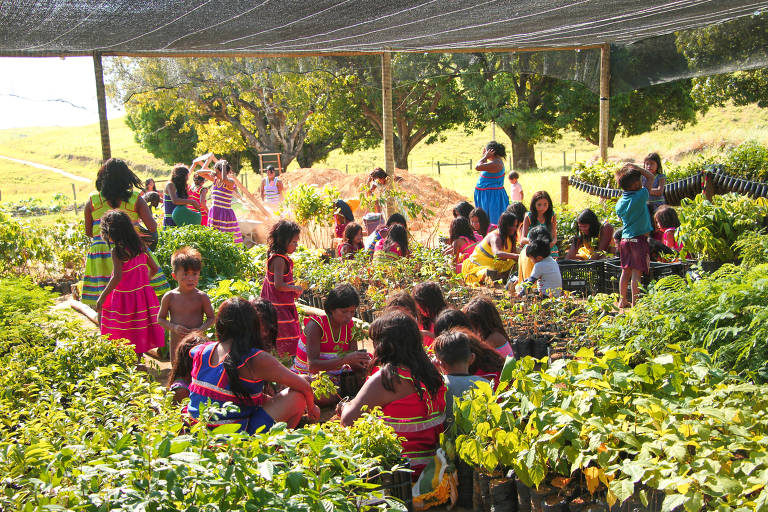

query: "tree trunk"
(510, 138), (538, 170)
(395, 150), (409, 170)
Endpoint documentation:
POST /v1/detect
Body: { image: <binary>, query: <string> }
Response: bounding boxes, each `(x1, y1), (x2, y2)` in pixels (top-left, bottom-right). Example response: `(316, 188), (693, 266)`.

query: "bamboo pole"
(381, 51), (394, 178)
(230, 174), (273, 218)
(599, 43), (610, 163)
(93, 53), (111, 163)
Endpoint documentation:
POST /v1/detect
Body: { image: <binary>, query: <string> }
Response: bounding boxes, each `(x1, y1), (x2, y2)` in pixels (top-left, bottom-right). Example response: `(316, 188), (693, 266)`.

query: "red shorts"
(619, 236), (649, 274)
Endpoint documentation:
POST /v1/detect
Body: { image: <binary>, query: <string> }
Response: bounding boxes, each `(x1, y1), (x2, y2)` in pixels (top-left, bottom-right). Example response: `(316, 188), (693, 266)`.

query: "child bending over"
(167, 332), (207, 403)
(157, 247), (216, 364)
(433, 328), (488, 426)
(518, 239), (562, 297)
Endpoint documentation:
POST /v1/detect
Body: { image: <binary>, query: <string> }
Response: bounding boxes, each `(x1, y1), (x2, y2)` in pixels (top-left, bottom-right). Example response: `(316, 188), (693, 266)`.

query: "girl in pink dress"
(95, 210), (165, 357)
(260, 220), (303, 357)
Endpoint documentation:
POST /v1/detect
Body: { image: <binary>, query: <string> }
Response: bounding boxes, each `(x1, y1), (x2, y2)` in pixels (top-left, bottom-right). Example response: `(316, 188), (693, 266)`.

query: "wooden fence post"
(71, 183), (78, 214)
(560, 176), (569, 205)
(563, 152), (566, 171)
(703, 171), (714, 201)
(437, 162), (441, 175)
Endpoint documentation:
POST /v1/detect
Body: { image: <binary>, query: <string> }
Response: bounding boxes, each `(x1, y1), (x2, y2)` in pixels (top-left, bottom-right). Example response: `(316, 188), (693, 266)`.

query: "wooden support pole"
(599, 44), (611, 163)
(561, 176), (569, 205)
(703, 172), (714, 201)
(381, 51), (394, 177)
(93, 53), (111, 163)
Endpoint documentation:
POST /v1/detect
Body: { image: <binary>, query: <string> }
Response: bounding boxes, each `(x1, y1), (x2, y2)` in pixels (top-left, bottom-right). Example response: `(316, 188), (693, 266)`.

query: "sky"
(0, 57), (123, 129)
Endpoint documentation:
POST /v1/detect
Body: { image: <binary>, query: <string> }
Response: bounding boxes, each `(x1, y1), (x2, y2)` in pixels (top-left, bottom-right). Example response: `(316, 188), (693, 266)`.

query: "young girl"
(462, 296), (514, 358)
(188, 172), (209, 226)
(643, 153), (666, 214)
(333, 200), (355, 239)
(252, 298), (278, 353)
(373, 224), (409, 262)
(187, 297), (319, 433)
(96, 209), (165, 358)
(260, 220), (303, 357)
(163, 165), (200, 227)
(198, 159), (244, 244)
(469, 207), (495, 240)
(654, 205), (683, 252)
(338, 222), (364, 259)
(565, 209), (615, 260)
(259, 165), (284, 208)
(168, 332), (207, 403)
(444, 217), (477, 273)
(412, 281), (448, 348)
(474, 141), (510, 227)
(522, 191), (558, 258)
(461, 211), (520, 285)
(453, 201), (474, 219)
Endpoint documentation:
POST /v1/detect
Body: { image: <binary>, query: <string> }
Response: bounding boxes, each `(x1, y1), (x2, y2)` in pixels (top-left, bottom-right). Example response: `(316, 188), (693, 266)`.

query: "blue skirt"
(474, 188), (510, 226)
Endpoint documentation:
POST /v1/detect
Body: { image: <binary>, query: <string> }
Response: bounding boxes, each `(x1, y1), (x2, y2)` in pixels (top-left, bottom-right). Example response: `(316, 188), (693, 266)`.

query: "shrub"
(155, 225), (257, 288)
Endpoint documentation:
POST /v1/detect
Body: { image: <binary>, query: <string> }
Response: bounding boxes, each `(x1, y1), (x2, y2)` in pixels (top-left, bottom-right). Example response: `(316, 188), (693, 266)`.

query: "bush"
(0, 277), (56, 322)
(155, 225), (257, 288)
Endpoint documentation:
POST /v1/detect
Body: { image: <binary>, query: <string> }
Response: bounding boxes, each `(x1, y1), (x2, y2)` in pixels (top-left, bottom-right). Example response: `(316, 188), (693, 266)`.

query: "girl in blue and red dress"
(187, 297), (319, 433)
(260, 220), (303, 357)
(474, 141), (509, 226)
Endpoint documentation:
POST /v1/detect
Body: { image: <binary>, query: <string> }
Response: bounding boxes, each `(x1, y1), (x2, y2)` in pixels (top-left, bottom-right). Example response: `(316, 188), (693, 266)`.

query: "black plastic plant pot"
(515, 477), (532, 512)
(726, 175), (737, 191)
(759, 183), (768, 198)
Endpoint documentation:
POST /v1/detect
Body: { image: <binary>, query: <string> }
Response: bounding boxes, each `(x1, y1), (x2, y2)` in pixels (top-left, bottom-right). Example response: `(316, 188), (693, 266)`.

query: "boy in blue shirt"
(615, 163), (656, 308)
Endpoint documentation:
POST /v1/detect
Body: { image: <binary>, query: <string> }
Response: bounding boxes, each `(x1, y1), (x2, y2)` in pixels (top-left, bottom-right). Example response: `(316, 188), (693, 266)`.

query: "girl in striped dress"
(340, 310), (446, 480)
(187, 173), (209, 226)
(83, 159), (170, 308)
(95, 210), (165, 357)
(198, 159), (243, 244)
(260, 220), (304, 357)
(372, 224), (409, 263)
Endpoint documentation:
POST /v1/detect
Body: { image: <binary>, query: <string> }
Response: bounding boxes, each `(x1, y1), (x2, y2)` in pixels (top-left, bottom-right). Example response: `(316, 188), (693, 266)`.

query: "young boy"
(508, 171), (524, 202)
(157, 247), (216, 365)
(614, 163), (655, 308)
(518, 239), (562, 297)
(433, 329), (488, 427)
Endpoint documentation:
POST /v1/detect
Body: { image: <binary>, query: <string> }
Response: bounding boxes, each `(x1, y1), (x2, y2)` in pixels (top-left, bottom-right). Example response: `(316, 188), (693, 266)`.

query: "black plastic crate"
(558, 260), (602, 295)
(650, 261), (686, 280)
(600, 258), (651, 295)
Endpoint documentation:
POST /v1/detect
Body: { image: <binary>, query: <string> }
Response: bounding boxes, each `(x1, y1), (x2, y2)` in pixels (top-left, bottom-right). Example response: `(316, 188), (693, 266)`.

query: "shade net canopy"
(2, 1), (768, 93)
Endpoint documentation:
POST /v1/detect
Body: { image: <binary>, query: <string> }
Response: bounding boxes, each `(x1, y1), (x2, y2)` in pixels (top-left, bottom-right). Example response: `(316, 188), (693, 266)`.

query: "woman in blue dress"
(474, 141), (509, 226)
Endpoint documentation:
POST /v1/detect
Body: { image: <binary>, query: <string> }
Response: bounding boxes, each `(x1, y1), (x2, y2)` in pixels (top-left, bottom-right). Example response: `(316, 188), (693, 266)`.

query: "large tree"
(560, 80), (700, 148)
(458, 52), (572, 170)
(108, 57), (355, 169)
(676, 13), (768, 108)
(124, 101), (199, 166)
(334, 53), (470, 169)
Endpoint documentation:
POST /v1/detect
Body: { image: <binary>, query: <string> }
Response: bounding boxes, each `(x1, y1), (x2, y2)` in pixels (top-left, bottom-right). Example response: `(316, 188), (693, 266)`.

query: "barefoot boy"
(614, 163), (655, 308)
(157, 247), (215, 364)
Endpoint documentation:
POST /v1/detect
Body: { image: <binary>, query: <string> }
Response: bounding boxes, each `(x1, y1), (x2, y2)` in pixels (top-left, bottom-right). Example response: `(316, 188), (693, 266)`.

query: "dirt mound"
(243, 167), (468, 244)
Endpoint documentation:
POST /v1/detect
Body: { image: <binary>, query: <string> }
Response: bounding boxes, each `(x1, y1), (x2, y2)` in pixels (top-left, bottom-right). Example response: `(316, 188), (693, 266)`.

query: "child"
(188, 172), (209, 226)
(372, 224), (409, 262)
(385, 290), (419, 319)
(333, 199), (355, 239)
(433, 329), (488, 426)
(261, 220), (303, 356)
(96, 210), (165, 358)
(452, 201), (474, 219)
(259, 165), (284, 207)
(163, 164), (201, 228)
(198, 159), (244, 244)
(338, 222), (364, 259)
(513, 225), (551, 292)
(251, 298), (278, 353)
(157, 247), (216, 364)
(469, 207), (495, 240)
(365, 212), (407, 253)
(508, 171), (524, 202)
(522, 191), (558, 258)
(167, 332), (206, 403)
(615, 163), (655, 307)
(643, 153), (666, 214)
(412, 281), (448, 348)
(462, 296), (514, 357)
(519, 239), (563, 297)
(654, 205), (683, 252)
(444, 217), (477, 273)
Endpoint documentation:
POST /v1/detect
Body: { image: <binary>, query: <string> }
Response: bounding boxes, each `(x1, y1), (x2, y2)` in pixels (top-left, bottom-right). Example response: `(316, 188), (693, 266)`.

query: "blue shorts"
(244, 407), (275, 435)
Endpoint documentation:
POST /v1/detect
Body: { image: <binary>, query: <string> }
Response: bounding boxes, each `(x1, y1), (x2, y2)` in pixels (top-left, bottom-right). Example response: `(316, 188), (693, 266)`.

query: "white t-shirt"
(531, 256), (562, 296)
(510, 182), (523, 202)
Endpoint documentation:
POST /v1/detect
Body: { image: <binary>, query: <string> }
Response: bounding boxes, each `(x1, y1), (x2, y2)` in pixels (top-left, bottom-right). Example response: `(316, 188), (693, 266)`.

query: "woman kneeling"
(187, 297), (319, 433)
(340, 310), (446, 479)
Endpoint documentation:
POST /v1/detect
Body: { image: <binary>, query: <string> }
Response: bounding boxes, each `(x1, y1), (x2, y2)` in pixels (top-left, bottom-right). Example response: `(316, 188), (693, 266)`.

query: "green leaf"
(259, 460), (274, 481)
(662, 493), (687, 512)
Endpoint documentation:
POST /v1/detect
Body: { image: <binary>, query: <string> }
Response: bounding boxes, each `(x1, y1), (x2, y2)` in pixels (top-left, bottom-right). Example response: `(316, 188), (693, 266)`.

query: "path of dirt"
(0, 154), (91, 183)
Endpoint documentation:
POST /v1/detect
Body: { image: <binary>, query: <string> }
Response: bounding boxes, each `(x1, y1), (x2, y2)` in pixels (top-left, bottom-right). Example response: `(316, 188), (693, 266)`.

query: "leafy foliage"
(155, 225), (257, 288)
(455, 348), (768, 510)
(125, 101), (199, 165)
(677, 194), (768, 262)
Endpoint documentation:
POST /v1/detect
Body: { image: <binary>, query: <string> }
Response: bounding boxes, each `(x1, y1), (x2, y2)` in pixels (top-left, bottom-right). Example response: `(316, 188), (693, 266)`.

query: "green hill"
(2, 102), (768, 208)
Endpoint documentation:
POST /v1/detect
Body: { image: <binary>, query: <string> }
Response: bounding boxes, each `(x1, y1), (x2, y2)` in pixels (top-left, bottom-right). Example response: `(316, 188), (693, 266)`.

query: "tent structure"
(2, 0), (768, 171)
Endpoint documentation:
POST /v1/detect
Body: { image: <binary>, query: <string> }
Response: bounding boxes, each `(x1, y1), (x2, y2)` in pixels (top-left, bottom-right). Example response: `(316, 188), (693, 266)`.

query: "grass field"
(2, 102), (768, 212)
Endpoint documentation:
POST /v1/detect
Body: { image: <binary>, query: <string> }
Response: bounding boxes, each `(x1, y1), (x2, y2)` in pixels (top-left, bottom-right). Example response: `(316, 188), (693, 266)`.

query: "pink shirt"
(510, 182), (523, 202)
